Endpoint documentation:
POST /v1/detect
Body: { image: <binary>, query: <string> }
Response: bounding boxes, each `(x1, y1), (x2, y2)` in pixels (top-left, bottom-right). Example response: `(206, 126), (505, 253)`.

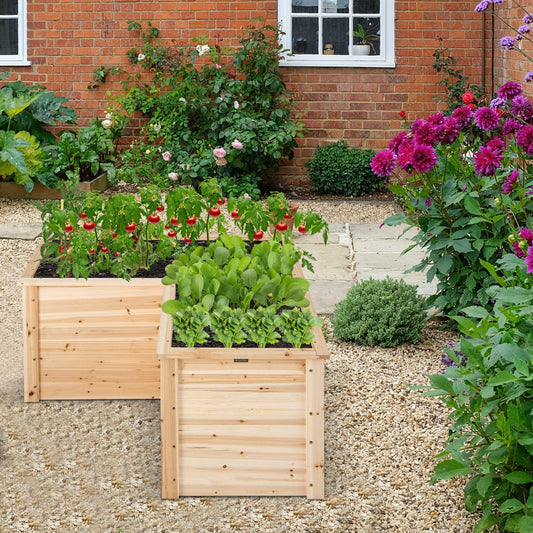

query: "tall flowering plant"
(372, 80), (533, 316)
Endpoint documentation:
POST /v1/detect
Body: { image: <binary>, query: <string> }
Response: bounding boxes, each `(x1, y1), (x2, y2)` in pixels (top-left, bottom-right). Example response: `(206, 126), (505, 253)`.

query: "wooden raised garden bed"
(156, 266), (330, 499)
(20, 248), (164, 401)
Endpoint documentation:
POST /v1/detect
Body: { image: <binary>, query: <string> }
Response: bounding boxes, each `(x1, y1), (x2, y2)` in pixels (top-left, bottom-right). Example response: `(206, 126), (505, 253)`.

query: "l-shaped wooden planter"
(156, 266), (330, 499)
(20, 248), (164, 401)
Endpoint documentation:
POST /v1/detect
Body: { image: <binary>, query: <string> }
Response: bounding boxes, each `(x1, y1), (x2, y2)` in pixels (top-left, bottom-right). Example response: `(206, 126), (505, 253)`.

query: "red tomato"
(83, 220), (95, 231)
(283, 213), (291, 220)
(216, 198), (226, 206)
(89, 248), (95, 254)
(101, 246), (109, 252)
(78, 212), (87, 219)
(298, 225), (307, 234)
(230, 210), (240, 219)
(208, 207), (221, 218)
(156, 205), (165, 212)
(64, 223), (74, 233)
(167, 230), (177, 238)
(115, 251), (120, 257)
(253, 230), (264, 240)
(183, 236), (191, 243)
(148, 214), (160, 224)
(112, 232), (118, 239)
(125, 222), (136, 233)
(186, 215), (197, 226)
(170, 217), (178, 225)
(275, 222), (288, 233)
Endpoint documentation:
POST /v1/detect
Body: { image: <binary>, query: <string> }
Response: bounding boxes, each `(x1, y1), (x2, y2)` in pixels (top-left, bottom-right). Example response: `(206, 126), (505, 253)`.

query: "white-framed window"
(0, 0), (30, 66)
(278, 0), (395, 67)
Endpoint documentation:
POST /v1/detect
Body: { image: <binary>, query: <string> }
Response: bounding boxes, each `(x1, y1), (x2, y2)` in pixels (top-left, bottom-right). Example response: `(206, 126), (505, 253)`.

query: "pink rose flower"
(213, 147), (226, 158)
(162, 151), (172, 161)
(231, 139), (243, 149)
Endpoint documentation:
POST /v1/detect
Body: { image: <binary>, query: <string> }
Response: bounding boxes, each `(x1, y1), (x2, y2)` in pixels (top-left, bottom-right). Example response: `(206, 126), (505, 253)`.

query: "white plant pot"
(352, 44), (371, 56)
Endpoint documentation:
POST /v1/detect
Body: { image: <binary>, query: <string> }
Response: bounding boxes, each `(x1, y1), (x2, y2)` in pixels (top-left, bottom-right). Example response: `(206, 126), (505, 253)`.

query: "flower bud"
(508, 234), (516, 243)
(494, 197), (501, 206)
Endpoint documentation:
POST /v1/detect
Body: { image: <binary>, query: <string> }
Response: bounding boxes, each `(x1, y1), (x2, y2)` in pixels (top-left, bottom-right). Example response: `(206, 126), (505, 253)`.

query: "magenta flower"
(451, 106), (473, 128)
(502, 170), (519, 194)
(519, 228), (533, 244)
(486, 137), (504, 154)
(513, 241), (526, 259)
(427, 112), (446, 126)
(440, 117), (460, 144)
(473, 145), (503, 175)
(498, 81), (523, 100)
(474, 107), (500, 130)
(425, 197), (432, 207)
(411, 144), (437, 173)
(525, 247), (533, 274)
(397, 141), (414, 171)
(371, 149), (397, 177)
(516, 125), (533, 155)
(213, 147), (227, 158)
(503, 119), (521, 136)
(231, 139), (243, 149)
(413, 121), (439, 146)
(510, 95), (533, 119)
(490, 97), (506, 109)
(388, 131), (409, 153)
(162, 151), (172, 161)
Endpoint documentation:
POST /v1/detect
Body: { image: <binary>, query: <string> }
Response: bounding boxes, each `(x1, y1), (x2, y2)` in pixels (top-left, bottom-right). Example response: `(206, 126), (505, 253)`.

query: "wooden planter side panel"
(161, 357), (309, 498)
(23, 281), (164, 401)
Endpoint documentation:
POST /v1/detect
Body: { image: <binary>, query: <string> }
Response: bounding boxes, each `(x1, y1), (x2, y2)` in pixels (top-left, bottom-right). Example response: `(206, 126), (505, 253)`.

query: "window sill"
(0, 60), (32, 67)
(280, 56), (395, 68)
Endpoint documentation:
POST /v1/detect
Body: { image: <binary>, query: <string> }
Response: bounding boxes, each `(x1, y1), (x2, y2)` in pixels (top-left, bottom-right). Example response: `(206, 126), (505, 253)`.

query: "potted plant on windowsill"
(156, 233), (330, 499)
(20, 179), (329, 402)
(351, 23), (379, 56)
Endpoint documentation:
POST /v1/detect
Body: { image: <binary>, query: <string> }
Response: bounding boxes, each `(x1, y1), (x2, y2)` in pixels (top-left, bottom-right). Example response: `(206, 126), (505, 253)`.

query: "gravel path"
(0, 196), (481, 532)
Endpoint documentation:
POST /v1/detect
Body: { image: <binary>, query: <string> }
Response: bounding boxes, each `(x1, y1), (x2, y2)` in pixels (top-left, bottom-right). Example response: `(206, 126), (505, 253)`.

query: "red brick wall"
(7, 1), (494, 188)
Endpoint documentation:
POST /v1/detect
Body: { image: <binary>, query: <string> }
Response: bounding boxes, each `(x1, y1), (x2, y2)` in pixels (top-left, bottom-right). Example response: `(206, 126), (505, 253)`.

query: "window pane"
(352, 17), (380, 55)
(353, 0), (380, 14)
(292, 0), (318, 14)
(292, 18), (318, 54)
(322, 0), (348, 14)
(0, 20), (18, 55)
(0, 0), (18, 16)
(323, 18), (349, 55)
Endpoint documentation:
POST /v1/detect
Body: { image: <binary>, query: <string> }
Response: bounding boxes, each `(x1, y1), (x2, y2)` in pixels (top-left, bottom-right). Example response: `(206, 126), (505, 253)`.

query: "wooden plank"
(161, 357), (180, 498)
(306, 359), (325, 499)
(40, 381), (160, 400)
(23, 285), (41, 402)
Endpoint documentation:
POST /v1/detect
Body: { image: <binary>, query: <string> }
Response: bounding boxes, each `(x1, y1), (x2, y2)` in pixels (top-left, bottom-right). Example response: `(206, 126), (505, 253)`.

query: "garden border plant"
(95, 19), (305, 197)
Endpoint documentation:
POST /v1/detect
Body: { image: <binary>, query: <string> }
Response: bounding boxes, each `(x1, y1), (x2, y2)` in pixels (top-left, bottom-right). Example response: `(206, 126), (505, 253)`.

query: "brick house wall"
(6, 0), (529, 189)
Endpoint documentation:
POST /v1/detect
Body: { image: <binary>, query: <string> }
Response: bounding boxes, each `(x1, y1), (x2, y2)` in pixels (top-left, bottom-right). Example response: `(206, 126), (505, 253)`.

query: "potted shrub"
(157, 234), (330, 498)
(351, 22), (379, 56)
(21, 179), (329, 402)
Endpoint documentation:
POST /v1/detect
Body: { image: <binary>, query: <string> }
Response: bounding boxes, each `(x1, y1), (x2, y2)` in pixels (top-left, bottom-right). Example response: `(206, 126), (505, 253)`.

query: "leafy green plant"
(43, 113), (126, 184)
(279, 308), (322, 348)
(210, 307), (247, 348)
(243, 307), (281, 348)
(305, 141), (386, 197)
(100, 20), (304, 196)
(423, 256), (533, 532)
(332, 277), (427, 348)
(170, 306), (210, 347)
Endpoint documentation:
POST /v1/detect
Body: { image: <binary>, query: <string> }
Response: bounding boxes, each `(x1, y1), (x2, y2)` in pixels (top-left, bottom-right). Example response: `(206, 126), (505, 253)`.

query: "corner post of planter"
(23, 285), (40, 402)
(160, 355), (180, 499)
(305, 358), (325, 499)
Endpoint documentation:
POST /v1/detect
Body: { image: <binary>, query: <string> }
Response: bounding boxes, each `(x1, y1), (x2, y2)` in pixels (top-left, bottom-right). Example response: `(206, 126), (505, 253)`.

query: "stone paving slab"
(0, 223), (41, 240)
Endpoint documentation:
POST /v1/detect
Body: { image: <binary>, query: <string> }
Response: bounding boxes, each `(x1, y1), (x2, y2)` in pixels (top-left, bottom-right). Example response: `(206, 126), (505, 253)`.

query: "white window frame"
(278, 0), (395, 68)
(0, 0), (30, 66)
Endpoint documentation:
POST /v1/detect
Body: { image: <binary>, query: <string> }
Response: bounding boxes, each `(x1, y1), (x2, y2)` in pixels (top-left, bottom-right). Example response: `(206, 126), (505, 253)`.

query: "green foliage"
(243, 307), (281, 348)
(332, 277), (427, 348)
(279, 308), (322, 348)
(38, 180), (328, 279)
(432, 38), (485, 115)
(100, 20), (304, 196)
(43, 114), (126, 184)
(305, 141), (386, 197)
(424, 256), (533, 532)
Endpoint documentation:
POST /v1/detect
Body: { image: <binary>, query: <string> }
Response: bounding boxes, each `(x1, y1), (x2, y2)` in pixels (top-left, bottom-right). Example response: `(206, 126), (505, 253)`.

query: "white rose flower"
(138, 53), (146, 61)
(101, 119), (113, 129)
(196, 44), (210, 56)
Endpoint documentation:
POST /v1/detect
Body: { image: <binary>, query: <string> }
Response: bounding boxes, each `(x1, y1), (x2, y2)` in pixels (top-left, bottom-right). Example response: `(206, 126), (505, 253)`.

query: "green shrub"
(305, 141), (386, 197)
(332, 277), (427, 348)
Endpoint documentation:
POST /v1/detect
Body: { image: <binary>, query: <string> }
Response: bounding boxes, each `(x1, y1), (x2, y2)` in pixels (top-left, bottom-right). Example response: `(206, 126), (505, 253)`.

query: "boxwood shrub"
(305, 141), (386, 197)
